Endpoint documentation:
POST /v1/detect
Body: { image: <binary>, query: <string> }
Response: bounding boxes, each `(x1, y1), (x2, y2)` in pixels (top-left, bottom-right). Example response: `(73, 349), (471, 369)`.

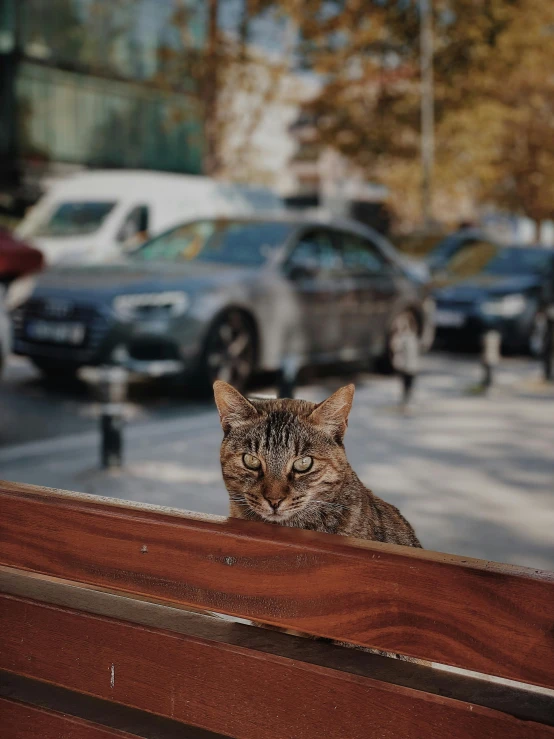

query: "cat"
(214, 380), (421, 548)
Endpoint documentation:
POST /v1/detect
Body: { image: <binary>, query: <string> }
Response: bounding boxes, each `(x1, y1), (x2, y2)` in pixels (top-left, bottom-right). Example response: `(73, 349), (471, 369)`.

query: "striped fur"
(214, 382), (421, 548)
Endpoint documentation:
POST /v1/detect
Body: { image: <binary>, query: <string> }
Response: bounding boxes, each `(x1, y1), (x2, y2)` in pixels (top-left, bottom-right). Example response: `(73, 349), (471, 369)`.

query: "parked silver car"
(12, 215), (434, 390)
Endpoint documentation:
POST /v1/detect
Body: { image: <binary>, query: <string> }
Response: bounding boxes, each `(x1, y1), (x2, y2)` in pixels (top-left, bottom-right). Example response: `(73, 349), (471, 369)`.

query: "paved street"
(0, 355), (210, 447)
(1, 353), (553, 570)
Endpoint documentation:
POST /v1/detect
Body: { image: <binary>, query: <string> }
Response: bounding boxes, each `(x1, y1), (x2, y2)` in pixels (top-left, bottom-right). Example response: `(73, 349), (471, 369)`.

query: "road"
(1, 353), (553, 570)
(0, 355), (209, 447)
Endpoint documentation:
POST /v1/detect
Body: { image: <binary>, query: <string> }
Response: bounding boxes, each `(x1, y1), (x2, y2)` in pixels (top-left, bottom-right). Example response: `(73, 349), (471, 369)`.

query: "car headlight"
(113, 291), (189, 320)
(481, 293), (527, 317)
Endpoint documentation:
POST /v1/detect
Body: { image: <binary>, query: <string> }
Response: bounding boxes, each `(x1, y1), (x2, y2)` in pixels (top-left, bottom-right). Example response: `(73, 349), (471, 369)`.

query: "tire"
(378, 310), (420, 374)
(528, 311), (547, 358)
(193, 310), (256, 393)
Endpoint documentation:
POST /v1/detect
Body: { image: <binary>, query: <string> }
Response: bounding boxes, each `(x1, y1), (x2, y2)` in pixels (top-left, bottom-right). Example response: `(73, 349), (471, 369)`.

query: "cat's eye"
(293, 456), (313, 473)
(243, 453), (261, 471)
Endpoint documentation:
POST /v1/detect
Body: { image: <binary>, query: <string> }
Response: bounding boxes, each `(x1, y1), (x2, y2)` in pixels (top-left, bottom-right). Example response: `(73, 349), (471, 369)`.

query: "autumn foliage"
(168, 0), (553, 228)
(289, 0), (554, 227)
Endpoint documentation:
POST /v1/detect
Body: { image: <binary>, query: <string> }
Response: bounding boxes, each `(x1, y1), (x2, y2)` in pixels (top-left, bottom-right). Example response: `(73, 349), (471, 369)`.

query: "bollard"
(277, 354), (300, 399)
(98, 366), (128, 469)
(80, 365), (129, 469)
(481, 330), (501, 391)
(392, 332), (420, 410)
(544, 306), (554, 383)
(401, 371), (415, 407)
(101, 407), (124, 469)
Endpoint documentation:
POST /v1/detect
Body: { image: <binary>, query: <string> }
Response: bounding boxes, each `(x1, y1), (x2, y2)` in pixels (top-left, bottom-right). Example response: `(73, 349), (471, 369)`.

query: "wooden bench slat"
(0, 696), (140, 739)
(1, 671), (227, 739)
(3, 566), (553, 728)
(1, 481), (553, 689)
(2, 592), (553, 739)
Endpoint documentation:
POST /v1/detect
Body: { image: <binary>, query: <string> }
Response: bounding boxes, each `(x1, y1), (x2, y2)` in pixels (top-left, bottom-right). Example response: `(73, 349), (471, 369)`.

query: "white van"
(16, 170), (283, 265)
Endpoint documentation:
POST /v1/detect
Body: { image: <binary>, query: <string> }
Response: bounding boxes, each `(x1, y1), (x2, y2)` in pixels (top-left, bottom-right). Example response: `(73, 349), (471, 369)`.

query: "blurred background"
(0, 0), (553, 569)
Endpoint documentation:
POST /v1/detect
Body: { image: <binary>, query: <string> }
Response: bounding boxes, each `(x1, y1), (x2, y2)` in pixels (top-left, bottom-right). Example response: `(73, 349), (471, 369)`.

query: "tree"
(284, 0), (554, 229)
(157, 0), (292, 179)
(436, 0), (554, 229)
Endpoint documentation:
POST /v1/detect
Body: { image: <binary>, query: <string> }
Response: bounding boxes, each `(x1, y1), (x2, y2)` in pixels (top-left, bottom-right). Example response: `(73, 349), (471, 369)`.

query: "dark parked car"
(12, 215), (434, 389)
(433, 243), (554, 355)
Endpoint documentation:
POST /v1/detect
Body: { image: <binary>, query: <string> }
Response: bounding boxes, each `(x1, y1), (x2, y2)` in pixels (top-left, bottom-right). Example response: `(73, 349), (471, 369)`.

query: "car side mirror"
(122, 231), (150, 253)
(430, 266), (449, 283)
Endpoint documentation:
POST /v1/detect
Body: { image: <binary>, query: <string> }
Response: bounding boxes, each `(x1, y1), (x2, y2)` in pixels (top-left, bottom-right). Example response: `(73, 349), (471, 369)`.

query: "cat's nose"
(264, 493), (284, 511)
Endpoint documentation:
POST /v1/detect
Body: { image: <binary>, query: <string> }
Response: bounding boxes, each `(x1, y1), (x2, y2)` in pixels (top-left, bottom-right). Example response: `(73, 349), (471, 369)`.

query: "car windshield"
(131, 220), (292, 267)
(481, 248), (553, 276)
(444, 243), (553, 279)
(426, 233), (489, 269)
(32, 202), (116, 237)
(426, 234), (464, 265)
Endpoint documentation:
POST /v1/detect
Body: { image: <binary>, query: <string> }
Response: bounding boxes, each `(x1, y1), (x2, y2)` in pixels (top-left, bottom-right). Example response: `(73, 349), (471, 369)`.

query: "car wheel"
(529, 311), (547, 358)
(197, 310), (256, 393)
(379, 310), (419, 374)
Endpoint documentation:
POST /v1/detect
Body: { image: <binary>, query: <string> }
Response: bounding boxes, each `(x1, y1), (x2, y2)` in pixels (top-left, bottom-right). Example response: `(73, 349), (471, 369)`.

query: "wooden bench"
(1, 479), (553, 738)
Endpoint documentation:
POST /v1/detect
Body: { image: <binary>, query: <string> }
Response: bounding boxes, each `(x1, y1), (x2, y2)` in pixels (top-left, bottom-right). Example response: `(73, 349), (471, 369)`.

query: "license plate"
(435, 309), (465, 328)
(26, 320), (86, 345)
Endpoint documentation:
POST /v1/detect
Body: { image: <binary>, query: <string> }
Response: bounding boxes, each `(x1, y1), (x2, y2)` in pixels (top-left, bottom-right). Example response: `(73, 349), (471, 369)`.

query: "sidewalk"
(1, 354), (553, 570)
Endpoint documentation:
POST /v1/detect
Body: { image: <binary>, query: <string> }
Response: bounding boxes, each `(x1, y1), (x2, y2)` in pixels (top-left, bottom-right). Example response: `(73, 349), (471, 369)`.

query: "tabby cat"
(214, 380), (421, 548)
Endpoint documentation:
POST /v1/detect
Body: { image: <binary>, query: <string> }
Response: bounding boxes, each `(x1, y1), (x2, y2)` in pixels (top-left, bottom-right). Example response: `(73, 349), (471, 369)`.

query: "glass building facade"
(0, 0), (206, 210)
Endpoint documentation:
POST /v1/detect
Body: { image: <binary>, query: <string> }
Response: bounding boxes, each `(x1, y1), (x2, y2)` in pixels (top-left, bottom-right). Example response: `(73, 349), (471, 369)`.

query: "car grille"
(128, 338), (181, 362)
(12, 297), (111, 361)
(435, 298), (475, 310)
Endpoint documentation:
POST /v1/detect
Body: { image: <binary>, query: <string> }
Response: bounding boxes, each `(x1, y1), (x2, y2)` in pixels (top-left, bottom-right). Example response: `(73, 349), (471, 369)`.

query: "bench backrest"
(1, 480), (553, 738)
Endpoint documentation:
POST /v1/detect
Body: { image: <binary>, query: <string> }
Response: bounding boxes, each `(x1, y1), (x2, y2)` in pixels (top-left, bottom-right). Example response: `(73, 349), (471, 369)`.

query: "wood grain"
(0, 696), (139, 739)
(1, 480), (554, 688)
(3, 567), (553, 727)
(2, 593), (554, 739)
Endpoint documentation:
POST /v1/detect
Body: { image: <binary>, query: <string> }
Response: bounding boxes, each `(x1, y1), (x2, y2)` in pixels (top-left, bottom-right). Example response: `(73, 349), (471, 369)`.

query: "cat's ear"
(309, 384), (355, 441)
(213, 381), (258, 432)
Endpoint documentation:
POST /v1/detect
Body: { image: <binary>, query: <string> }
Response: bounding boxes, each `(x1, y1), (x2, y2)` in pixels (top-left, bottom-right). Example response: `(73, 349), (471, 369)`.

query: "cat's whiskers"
(309, 500), (348, 512)
(229, 497), (250, 509)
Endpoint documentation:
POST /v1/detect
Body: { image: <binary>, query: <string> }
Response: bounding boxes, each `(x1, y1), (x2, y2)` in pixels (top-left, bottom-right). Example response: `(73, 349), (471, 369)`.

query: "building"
(0, 0), (206, 214)
(215, 62), (317, 190)
(283, 108), (391, 234)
